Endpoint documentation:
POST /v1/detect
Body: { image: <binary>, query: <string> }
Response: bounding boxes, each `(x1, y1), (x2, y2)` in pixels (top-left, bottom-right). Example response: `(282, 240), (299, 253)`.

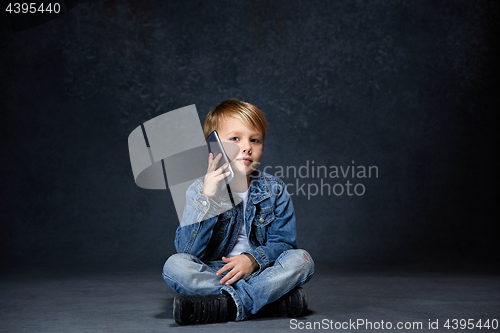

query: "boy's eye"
(251, 139), (259, 143)
(230, 137), (239, 141)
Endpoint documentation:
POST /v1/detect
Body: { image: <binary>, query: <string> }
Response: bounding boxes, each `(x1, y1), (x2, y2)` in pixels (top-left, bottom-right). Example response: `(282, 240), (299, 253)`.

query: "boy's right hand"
(201, 153), (231, 198)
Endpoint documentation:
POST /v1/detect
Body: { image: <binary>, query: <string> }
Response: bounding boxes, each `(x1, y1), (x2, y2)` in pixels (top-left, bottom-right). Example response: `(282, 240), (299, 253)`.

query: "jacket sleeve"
(243, 181), (298, 275)
(174, 180), (227, 257)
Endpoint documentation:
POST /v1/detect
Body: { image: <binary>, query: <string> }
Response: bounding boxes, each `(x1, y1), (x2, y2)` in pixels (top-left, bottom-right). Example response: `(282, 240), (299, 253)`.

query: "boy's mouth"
(238, 157), (253, 164)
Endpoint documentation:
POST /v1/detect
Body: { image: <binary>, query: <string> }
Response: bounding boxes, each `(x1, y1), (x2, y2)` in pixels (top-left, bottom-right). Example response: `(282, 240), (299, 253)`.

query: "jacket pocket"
(253, 206), (275, 227)
(253, 207), (275, 244)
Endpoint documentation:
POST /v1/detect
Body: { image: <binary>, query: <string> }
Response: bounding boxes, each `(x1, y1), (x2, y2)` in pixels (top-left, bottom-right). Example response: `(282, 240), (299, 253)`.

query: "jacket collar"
(249, 170), (272, 205)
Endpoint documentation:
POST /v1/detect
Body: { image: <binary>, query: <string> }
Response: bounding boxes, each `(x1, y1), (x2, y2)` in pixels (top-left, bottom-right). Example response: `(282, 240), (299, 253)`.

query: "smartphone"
(205, 130), (234, 185)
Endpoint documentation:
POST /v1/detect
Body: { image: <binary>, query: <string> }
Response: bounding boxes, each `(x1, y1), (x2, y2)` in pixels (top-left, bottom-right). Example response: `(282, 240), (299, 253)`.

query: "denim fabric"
(163, 170), (315, 320)
(163, 250), (315, 320)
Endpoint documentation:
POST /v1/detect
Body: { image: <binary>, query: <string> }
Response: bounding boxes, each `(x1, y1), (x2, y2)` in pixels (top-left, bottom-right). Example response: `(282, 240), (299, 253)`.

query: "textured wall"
(1, 0), (498, 268)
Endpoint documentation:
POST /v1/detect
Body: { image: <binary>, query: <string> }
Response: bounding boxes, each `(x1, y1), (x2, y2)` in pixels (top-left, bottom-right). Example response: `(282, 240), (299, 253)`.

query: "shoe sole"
(286, 287), (308, 317)
(173, 294), (229, 325)
(173, 294), (186, 325)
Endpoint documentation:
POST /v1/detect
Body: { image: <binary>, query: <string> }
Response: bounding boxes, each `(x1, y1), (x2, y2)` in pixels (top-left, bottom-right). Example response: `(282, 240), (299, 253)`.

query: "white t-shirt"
(227, 187), (252, 257)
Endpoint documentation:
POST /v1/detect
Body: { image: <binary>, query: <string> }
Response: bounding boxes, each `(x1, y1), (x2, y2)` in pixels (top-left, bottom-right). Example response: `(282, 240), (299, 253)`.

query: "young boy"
(162, 99), (315, 325)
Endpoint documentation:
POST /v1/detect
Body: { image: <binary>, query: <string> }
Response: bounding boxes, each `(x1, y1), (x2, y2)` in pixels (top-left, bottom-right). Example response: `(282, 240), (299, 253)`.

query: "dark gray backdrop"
(1, 0), (498, 269)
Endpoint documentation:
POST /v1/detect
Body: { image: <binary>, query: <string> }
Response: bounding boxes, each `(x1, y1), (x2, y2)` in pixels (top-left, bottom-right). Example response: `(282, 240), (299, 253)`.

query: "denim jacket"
(174, 170), (298, 275)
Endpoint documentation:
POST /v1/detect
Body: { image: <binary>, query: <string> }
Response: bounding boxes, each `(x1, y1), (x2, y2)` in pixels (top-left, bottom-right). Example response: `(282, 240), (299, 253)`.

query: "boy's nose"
(242, 141), (251, 153)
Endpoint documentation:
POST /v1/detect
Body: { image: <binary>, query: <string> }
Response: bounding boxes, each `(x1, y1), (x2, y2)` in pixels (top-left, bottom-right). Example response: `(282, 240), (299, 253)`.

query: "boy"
(163, 99), (315, 325)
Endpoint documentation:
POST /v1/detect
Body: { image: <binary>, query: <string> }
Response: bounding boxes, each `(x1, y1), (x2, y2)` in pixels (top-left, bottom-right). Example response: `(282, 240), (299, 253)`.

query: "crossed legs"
(163, 249), (315, 321)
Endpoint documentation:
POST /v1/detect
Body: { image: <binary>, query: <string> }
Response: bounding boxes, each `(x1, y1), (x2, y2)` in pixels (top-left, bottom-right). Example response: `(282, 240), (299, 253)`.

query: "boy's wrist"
(201, 191), (213, 199)
(243, 253), (259, 272)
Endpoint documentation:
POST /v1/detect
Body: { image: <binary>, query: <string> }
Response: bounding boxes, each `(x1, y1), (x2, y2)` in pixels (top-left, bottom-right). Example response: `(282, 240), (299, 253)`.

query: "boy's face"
(217, 116), (264, 177)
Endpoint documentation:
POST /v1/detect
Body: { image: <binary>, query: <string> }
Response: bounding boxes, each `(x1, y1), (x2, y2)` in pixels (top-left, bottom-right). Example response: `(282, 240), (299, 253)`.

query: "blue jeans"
(162, 249), (315, 321)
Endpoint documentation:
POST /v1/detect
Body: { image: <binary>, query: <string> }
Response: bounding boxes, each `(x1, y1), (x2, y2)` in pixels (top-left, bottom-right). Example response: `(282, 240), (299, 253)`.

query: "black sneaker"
(173, 293), (235, 325)
(259, 287), (308, 318)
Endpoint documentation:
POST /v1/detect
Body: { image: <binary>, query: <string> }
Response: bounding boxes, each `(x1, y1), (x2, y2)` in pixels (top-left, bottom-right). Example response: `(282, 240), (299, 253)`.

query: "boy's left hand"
(216, 254), (258, 285)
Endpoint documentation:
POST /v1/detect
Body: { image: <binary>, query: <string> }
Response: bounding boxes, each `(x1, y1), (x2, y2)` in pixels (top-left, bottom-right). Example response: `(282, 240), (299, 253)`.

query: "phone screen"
(205, 131), (234, 185)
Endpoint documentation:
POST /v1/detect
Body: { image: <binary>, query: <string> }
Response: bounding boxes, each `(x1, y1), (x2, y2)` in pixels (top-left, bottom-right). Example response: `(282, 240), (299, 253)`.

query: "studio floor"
(1, 263), (499, 333)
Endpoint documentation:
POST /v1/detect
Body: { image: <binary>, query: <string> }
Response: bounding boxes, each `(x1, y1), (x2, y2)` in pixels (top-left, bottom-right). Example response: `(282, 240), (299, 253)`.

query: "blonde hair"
(203, 99), (268, 141)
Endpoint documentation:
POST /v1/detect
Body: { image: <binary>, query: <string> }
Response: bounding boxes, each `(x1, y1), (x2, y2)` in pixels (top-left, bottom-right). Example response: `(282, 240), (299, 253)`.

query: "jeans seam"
(221, 285), (245, 321)
(162, 272), (202, 295)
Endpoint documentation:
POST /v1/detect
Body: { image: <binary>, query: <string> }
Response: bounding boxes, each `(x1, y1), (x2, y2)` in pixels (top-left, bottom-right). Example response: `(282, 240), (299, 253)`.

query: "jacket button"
(260, 217), (264, 222)
(201, 201), (207, 206)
